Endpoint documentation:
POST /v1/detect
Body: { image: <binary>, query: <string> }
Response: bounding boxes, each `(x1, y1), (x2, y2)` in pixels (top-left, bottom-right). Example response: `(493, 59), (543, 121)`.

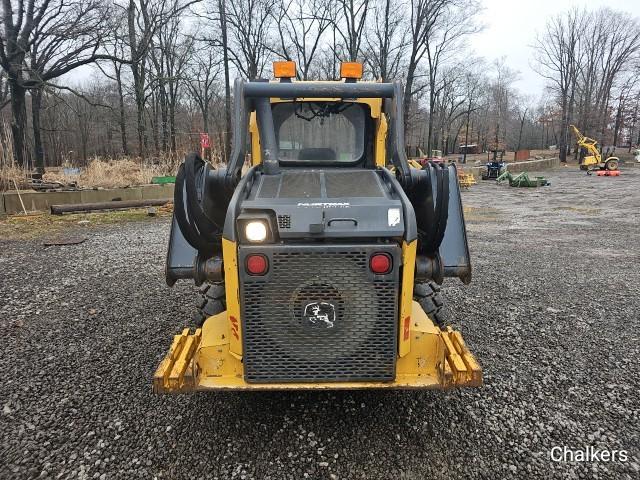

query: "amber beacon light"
(340, 62), (363, 80)
(273, 61), (296, 79)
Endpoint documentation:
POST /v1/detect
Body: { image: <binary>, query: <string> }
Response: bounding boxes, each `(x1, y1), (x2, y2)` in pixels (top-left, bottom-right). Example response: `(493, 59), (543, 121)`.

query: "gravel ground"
(1, 165), (639, 479)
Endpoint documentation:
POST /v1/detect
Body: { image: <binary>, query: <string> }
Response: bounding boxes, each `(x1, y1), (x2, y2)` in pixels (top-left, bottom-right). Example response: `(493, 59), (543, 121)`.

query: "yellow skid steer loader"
(155, 61), (482, 392)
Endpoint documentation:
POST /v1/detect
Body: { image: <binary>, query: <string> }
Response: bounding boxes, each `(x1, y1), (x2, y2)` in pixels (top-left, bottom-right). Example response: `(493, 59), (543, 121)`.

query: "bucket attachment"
(438, 164), (472, 283)
(152, 302), (482, 393)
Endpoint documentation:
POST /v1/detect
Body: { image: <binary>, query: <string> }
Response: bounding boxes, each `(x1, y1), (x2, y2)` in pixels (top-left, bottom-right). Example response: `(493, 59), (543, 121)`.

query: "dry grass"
(0, 120), (29, 191)
(0, 208), (172, 240)
(43, 156), (182, 189)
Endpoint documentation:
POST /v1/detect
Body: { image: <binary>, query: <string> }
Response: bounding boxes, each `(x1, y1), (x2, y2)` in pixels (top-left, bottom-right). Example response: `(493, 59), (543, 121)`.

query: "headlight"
(245, 221), (268, 242)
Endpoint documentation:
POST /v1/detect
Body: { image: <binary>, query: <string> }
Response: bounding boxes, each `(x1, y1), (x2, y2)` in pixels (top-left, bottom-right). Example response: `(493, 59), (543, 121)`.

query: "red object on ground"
(596, 170), (620, 176)
(418, 157), (444, 166)
(200, 133), (210, 149)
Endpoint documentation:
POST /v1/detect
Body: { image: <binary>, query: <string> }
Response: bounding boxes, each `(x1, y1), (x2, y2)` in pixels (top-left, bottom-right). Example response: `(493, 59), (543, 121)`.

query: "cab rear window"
(273, 102), (366, 164)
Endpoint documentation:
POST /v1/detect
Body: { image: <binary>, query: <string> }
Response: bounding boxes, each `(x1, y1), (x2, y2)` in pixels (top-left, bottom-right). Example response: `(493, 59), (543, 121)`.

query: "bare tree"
(225, 0), (277, 79)
(589, 10), (640, 138)
(536, 7), (640, 160)
(149, 17), (193, 153)
(218, 0), (231, 160)
(185, 41), (221, 138)
(514, 95), (537, 152)
(272, 0), (332, 80)
(334, 0), (369, 62)
(421, 0), (480, 155)
(487, 58), (518, 149)
(460, 64), (485, 162)
(122, 0), (196, 158)
(534, 8), (587, 162)
(199, 0), (232, 159)
(0, 0), (115, 169)
(363, 0), (407, 81)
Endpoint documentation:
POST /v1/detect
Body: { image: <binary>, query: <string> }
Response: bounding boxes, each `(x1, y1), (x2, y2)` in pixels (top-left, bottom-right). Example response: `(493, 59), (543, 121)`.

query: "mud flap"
(438, 164), (472, 283)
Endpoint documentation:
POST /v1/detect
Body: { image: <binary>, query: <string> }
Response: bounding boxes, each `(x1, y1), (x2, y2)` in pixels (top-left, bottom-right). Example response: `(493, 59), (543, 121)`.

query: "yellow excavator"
(569, 125), (619, 172)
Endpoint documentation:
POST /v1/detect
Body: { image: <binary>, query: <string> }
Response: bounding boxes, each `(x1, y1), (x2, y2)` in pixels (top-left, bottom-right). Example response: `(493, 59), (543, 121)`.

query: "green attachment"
(151, 176), (176, 184)
(497, 171), (549, 187)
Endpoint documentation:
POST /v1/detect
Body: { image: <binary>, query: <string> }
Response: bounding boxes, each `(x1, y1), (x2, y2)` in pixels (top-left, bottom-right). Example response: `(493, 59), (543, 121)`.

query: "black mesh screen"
(240, 245), (399, 383)
(278, 172), (321, 198)
(258, 175), (280, 198)
(325, 171), (384, 198)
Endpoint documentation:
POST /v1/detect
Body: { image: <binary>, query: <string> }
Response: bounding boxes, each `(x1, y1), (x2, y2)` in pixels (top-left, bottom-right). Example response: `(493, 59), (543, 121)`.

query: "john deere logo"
(303, 302), (336, 328)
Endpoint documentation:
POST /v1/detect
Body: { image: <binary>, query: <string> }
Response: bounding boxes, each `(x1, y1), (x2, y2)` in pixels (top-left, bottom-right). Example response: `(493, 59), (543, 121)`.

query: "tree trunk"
(402, 55), (418, 139)
(613, 98), (623, 147)
(151, 94), (160, 154)
(31, 87), (45, 174)
(426, 88), (436, 157)
(559, 95), (568, 162)
(219, 0), (231, 162)
(135, 83), (146, 158)
(202, 104), (209, 136)
(130, 60), (147, 158)
(169, 93), (177, 153)
(78, 113), (88, 165)
(463, 109), (470, 163)
(629, 100), (638, 152)
(160, 84), (168, 152)
(115, 65), (129, 155)
(9, 79), (29, 168)
(516, 111), (526, 152)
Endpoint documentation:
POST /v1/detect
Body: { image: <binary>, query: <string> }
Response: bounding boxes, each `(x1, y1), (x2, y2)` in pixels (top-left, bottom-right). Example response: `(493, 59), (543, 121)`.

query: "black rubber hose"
(183, 153), (222, 243)
(173, 154), (225, 252)
(174, 163), (217, 252)
(429, 161), (449, 252)
(413, 161), (449, 254)
(419, 165), (436, 251)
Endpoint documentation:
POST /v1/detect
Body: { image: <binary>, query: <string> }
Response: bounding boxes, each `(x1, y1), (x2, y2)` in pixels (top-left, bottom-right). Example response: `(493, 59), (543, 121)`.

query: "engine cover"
(240, 169), (405, 239)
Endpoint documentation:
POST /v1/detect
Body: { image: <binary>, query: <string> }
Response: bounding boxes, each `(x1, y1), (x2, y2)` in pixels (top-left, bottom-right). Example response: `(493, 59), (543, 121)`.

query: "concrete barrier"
(504, 157), (560, 173)
(1, 183), (174, 215)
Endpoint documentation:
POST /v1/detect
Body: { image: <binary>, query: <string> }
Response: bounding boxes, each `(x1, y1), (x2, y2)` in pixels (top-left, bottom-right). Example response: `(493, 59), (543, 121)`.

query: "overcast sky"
(474, 0), (635, 98)
(75, 0), (636, 97)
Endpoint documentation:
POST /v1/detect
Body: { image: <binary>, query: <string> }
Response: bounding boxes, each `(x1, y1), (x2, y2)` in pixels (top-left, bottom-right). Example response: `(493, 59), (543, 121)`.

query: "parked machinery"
(155, 61), (481, 393)
(569, 125), (619, 172)
(481, 145), (506, 180)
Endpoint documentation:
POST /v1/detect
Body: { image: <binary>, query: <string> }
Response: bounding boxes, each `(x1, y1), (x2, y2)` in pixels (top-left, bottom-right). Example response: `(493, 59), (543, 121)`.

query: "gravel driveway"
(1, 166), (638, 479)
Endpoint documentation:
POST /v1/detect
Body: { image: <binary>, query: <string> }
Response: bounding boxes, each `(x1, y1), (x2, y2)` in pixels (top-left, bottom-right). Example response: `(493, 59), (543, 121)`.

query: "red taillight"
(370, 253), (392, 274)
(246, 254), (268, 275)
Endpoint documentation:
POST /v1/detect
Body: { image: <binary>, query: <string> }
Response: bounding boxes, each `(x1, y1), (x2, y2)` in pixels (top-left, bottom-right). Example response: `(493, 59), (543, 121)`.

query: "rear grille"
(240, 245), (399, 383)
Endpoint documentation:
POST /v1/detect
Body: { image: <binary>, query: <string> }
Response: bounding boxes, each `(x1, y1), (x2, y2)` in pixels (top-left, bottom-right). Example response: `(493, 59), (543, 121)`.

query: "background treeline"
(0, 0), (638, 172)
